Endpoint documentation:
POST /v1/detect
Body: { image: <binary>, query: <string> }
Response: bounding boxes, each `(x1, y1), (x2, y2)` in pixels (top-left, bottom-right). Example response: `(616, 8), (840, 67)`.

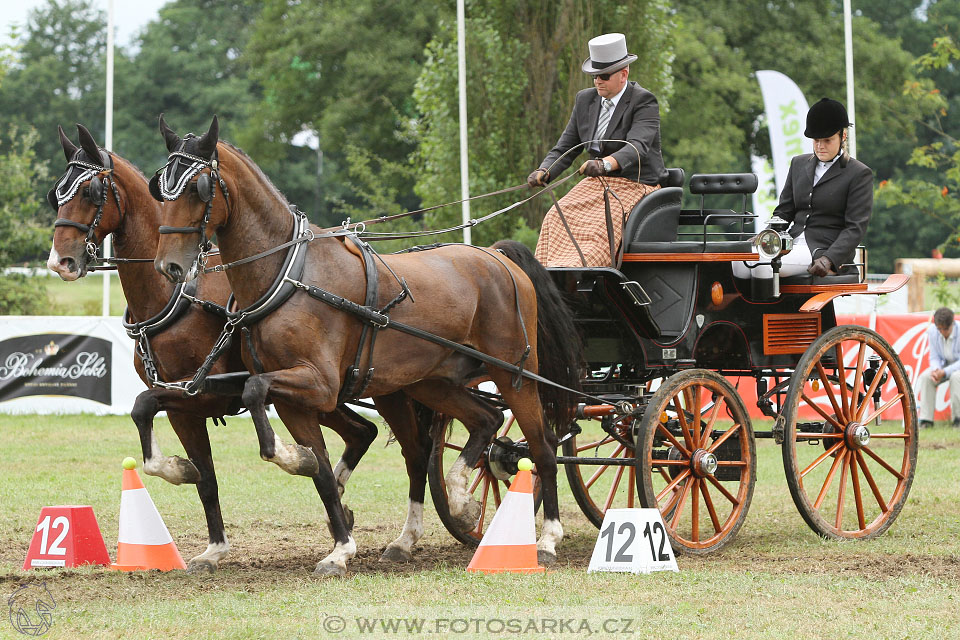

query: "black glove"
(527, 169), (549, 187)
(581, 159), (605, 177)
(807, 255), (834, 277)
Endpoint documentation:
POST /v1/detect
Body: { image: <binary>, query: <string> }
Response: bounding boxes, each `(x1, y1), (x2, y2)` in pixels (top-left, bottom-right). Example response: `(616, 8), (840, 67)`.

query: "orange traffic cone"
(109, 458), (186, 572)
(467, 458), (545, 574)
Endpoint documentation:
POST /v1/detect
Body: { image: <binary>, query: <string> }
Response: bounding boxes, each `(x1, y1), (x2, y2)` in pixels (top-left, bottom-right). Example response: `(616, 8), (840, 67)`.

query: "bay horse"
(46, 124), (381, 571)
(151, 115), (582, 575)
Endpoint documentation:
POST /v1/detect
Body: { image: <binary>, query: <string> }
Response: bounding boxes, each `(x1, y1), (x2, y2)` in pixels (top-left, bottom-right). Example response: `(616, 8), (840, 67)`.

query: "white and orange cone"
(467, 458), (545, 574)
(109, 458), (186, 572)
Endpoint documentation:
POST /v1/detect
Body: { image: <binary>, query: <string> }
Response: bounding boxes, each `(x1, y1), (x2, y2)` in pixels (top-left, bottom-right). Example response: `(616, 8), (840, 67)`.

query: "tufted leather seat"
(621, 168), (685, 251)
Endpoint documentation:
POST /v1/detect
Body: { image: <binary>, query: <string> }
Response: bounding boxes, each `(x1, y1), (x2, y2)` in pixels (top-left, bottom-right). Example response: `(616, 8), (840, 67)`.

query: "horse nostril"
(167, 262), (184, 282)
(60, 257), (77, 273)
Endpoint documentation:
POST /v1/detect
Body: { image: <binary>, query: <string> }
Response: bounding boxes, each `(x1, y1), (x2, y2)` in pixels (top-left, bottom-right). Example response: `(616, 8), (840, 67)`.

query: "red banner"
(736, 313), (939, 420)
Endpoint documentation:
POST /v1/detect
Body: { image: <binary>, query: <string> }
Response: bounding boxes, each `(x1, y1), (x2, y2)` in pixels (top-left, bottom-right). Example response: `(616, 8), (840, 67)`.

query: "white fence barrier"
(0, 316), (142, 415)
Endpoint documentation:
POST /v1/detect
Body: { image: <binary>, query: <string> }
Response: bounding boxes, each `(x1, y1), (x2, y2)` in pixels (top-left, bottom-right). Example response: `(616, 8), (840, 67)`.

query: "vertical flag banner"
(754, 70), (813, 227)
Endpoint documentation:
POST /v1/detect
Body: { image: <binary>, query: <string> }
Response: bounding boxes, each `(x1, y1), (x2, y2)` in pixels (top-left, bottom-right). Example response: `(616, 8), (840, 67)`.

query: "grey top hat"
(581, 33), (638, 75)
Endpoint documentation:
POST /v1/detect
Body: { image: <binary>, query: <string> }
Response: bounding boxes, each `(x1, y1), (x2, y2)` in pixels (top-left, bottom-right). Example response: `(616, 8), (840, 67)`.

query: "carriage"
(51, 117), (916, 572)
(429, 168), (916, 555)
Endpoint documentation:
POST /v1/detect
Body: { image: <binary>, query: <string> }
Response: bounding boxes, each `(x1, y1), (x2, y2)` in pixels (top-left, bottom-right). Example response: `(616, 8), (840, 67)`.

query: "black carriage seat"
(626, 172), (759, 254)
(621, 168), (685, 252)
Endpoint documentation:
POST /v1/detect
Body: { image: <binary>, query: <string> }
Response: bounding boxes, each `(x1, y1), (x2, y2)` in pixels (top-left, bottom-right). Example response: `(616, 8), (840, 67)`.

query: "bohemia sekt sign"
(0, 333), (111, 405)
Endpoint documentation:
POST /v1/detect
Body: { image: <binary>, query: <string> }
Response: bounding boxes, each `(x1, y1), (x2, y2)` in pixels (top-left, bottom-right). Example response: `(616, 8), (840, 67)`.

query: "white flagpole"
(843, 0), (857, 157)
(102, 0), (114, 316)
(456, 0), (471, 245)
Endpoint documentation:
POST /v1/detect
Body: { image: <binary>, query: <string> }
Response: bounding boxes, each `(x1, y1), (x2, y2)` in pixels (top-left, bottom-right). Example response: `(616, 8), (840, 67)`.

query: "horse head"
(47, 124), (125, 280)
(152, 114), (228, 283)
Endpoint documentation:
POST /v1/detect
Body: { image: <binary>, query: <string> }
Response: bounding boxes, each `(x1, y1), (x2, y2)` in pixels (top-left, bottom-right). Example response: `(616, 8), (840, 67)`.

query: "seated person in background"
(528, 32), (667, 267)
(734, 98), (873, 281)
(918, 307), (960, 429)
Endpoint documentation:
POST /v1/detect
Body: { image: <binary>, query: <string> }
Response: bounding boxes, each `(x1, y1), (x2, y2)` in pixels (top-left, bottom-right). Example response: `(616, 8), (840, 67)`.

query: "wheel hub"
(844, 422), (870, 449)
(691, 448), (718, 477)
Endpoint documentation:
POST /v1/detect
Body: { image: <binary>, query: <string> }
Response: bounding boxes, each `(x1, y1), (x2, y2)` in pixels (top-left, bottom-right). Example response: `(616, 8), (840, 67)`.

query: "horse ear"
(196, 115), (219, 159)
(158, 113), (181, 152)
(76, 123), (101, 162)
(57, 125), (78, 161)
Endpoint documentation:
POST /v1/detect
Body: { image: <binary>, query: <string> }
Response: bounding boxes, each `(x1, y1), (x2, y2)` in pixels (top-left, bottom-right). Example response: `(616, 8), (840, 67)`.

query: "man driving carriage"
(528, 32), (667, 267)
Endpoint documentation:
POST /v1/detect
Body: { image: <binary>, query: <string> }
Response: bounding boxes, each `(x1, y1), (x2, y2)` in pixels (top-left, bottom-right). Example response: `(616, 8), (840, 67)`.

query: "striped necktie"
(595, 98), (614, 146)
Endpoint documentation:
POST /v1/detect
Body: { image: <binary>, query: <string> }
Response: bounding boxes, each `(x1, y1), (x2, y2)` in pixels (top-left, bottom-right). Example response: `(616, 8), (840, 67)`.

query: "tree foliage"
(0, 128), (54, 313)
(243, 0), (443, 226)
(409, 0), (675, 247)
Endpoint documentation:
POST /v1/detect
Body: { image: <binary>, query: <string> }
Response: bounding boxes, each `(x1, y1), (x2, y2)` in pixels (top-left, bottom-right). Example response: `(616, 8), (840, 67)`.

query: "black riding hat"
(804, 97), (852, 138)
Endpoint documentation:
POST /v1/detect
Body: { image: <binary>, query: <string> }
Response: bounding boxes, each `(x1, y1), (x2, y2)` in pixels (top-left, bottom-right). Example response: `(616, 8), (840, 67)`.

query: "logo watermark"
(321, 614), (635, 635)
(7, 581), (56, 636)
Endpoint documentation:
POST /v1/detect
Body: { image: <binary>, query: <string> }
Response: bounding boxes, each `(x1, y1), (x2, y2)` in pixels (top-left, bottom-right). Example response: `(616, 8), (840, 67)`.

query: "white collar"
(600, 81), (629, 108)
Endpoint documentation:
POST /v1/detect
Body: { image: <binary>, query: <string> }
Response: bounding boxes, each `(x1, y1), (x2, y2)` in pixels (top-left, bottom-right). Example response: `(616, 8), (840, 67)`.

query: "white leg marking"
(188, 541), (230, 570)
(142, 431), (198, 485)
(445, 457), (472, 517)
(266, 432), (310, 475)
(333, 458), (353, 499)
(315, 536), (357, 575)
(383, 500), (424, 559)
(537, 518), (564, 557)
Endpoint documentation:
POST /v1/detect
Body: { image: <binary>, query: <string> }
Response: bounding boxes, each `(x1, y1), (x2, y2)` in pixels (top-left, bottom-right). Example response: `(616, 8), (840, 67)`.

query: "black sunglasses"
(595, 70), (621, 81)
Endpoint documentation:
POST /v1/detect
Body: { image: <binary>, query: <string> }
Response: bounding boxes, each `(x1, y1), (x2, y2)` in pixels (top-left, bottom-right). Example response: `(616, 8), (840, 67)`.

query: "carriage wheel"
(781, 326), (917, 540)
(427, 412), (542, 547)
(634, 369), (756, 554)
(564, 414), (640, 528)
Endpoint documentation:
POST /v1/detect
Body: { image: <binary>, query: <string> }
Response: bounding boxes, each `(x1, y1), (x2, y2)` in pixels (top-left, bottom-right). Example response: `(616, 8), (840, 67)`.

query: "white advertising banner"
(0, 316), (143, 415)
(754, 70), (813, 227)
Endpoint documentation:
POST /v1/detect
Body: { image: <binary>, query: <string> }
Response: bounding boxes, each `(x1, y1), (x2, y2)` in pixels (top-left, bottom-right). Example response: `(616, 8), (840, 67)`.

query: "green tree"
(244, 0), (444, 226)
(0, 127), (54, 313)
(0, 0), (107, 203)
(409, 0), (674, 247)
(114, 1), (263, 183)
(876, 36), (960, 260)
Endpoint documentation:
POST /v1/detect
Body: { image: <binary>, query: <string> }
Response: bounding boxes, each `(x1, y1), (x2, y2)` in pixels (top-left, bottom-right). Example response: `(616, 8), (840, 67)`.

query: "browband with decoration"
(156, 150), (209, 200)
(48, 147), (113, 211)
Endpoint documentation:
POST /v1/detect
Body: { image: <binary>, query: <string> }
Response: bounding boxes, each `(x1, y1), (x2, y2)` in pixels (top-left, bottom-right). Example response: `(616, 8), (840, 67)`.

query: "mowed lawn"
(1, 413), (959, 639)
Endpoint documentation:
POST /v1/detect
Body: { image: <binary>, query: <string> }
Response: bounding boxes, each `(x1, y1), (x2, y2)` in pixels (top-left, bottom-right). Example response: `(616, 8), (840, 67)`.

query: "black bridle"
(50, 153), (124, 262)
(151, 143), (230, 271)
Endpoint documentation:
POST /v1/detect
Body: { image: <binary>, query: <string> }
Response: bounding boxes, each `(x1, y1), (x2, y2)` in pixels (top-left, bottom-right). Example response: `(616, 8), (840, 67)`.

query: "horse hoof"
(454, 500), (482, 534)
(293, 445), (320, 476)
(172, 456), (202, 484)
(537, 550), (557, 567)
(379, 546), (412, 563)
(313, 562), (346, 578)
(187, 558), (217, 574)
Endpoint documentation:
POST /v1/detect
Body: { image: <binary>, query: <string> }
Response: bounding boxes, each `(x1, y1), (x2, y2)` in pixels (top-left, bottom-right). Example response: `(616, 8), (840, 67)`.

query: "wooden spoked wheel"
(635, 369), (756, 554)
(563, 414), (639, 528)
(428, 412), (542, 547)
(781, 326), (917, 540)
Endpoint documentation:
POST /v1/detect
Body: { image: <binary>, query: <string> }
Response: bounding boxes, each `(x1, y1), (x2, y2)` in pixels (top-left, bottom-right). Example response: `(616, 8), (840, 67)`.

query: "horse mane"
(220, 141), (292, 208)
(110, 152), (148, 182)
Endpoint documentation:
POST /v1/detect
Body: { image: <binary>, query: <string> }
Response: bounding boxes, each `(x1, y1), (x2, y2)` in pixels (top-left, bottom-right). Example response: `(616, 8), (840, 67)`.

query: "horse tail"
(492, 240), (582, 434)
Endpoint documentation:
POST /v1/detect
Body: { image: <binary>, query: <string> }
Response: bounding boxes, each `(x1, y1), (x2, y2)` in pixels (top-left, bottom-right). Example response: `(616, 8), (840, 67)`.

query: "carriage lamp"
(754, 229), (783, 261)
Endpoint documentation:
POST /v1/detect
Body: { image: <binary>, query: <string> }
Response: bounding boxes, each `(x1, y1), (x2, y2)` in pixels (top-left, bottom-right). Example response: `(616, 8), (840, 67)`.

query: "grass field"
(40, 273), (127, 316)
(1, 414), (959, 639)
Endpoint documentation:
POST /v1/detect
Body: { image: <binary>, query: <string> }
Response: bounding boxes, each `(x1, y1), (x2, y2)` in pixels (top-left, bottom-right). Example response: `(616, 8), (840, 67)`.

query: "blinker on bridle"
(51, 153), (121, 259)
(153, 141), (230, 268)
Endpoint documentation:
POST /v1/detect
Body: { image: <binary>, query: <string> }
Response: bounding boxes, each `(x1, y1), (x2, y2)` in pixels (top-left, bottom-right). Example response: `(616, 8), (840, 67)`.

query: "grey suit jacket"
(538, 81), (667, 186)
(773, 152), (873, 269)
